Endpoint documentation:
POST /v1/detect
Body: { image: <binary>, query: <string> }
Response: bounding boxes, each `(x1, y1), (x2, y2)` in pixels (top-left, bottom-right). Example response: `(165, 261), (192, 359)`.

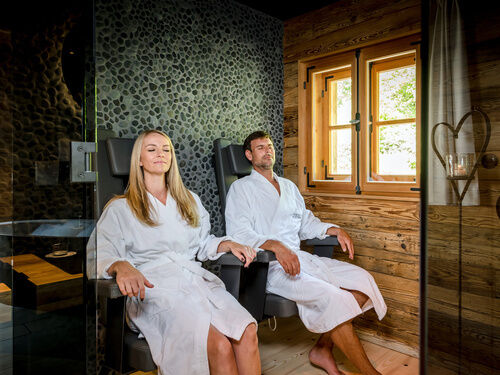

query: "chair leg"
(104, 296), (129, 374)
(313, 245), (334, 258)
(239, 262), (269, 321)
(219, 265), (242, 300)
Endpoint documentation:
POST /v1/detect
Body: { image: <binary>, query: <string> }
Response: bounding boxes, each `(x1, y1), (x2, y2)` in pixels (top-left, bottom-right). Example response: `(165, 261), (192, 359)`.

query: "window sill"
(300, 189), (420, 202)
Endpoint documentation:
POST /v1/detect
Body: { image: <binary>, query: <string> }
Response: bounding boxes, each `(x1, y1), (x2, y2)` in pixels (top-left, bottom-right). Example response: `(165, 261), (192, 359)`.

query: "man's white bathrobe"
(94, 192), (255, 375)
(225, 169), (387, 333)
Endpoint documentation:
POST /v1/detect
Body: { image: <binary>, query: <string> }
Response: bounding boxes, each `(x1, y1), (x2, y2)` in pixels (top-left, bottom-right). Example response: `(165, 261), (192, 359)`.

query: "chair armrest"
(306, 236), (339, 258)
(256, 250), (276, 262)
(305, 236), (339, 246)
(214, 250), (276, 266)
(214, 252), (244, 266)
(96, 279), (123, 299)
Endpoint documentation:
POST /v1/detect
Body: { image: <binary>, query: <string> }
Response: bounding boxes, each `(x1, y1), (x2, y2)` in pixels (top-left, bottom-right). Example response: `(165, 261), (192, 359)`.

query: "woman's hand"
(108, 260), (154, 300)
(218, 240), (257, 267)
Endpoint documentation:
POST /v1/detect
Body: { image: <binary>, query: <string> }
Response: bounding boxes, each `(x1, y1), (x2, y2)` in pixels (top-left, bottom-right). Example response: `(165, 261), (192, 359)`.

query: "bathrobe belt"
(138, 251), (227, 309)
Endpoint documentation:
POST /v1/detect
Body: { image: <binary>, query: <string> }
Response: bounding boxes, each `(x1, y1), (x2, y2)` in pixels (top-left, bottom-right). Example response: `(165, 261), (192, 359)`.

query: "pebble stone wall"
(0, 31), (13, 222)
(95, 0), (284, 235)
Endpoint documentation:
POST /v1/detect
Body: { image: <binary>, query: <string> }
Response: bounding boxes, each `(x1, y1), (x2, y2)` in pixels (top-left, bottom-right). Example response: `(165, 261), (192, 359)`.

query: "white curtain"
(428, 0), (479, 206)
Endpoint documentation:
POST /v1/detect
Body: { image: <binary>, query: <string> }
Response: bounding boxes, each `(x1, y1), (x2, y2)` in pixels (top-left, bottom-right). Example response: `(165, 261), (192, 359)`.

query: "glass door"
(0, 1), (96, 374)
(424, 1), (500, 374)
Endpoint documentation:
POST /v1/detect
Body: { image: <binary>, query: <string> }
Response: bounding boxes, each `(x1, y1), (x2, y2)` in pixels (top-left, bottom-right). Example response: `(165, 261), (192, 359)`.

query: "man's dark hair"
(243, 130), (273, 152)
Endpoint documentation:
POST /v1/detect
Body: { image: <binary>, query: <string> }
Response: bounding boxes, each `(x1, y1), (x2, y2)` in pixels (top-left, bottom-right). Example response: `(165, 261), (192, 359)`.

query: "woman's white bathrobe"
(95, 192), (256, 375)
(225, 170), (387, 333)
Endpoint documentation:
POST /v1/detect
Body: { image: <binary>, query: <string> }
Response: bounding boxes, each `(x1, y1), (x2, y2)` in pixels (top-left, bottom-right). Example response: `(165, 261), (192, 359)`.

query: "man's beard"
(255, 158), (274, 170)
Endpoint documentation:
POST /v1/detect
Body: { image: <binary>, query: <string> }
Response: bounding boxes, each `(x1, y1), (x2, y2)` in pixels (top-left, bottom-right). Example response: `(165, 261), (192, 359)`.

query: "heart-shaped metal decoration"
(431, 106), (491, 203)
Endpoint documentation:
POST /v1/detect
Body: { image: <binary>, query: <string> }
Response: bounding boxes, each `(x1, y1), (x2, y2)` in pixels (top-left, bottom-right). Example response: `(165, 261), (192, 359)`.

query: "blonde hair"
(108, 130), (199, 227)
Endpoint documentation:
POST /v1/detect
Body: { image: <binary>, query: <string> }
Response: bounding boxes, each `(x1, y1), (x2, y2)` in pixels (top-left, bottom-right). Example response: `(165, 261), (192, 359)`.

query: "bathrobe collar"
(249, 169), (280, 191)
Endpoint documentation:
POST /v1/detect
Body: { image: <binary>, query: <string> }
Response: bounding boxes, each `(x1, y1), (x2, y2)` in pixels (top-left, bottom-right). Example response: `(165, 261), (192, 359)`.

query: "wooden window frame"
(370, 55), (417, 183)
(298, 34), (420, 197)
(360, 36), (421, 195)
(325, 70), (352, 179)
(299, 51), (357, 193)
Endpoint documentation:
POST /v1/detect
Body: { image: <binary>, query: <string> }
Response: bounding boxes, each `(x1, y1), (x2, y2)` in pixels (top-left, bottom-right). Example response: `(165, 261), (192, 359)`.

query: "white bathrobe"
(225, 169), (387, 333)
(94, 192), (256, 375)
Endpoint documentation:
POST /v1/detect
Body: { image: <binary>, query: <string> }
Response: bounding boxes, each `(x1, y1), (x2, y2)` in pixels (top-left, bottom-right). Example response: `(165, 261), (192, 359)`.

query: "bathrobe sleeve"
(295, 185), (338, 241)
(225, 181), (279, 248)
(194, 194), (231, 261)
(95, 202), (131, 279)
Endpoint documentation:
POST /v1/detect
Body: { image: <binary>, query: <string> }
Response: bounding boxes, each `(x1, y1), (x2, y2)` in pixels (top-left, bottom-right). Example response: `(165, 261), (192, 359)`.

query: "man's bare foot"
(309, 344), (346, 375)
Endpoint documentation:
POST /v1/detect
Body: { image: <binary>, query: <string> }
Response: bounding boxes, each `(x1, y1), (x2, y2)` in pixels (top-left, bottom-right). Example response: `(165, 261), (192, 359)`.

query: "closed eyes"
(147, 148), (170, 152)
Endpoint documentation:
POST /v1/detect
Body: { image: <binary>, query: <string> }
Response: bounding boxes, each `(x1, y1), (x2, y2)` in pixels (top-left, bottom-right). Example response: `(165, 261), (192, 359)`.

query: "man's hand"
(108, 260), (154, 300)
(327, 227), (354, 260)
(261, 240), (300, 276)
(218, 240), (257, 268)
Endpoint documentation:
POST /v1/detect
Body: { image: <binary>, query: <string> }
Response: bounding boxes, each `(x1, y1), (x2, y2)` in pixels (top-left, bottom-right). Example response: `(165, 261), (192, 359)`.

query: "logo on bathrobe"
(292, 213), (301, 219)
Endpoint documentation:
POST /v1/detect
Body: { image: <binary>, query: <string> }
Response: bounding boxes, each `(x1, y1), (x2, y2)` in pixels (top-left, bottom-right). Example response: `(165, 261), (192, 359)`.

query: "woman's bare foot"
(309, 344), (346, 375)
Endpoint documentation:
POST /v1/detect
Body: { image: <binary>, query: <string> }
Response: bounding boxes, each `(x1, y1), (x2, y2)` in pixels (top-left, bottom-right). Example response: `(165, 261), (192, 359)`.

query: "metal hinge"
(304, 66), (316, 89)
(71, 142), (96, 183)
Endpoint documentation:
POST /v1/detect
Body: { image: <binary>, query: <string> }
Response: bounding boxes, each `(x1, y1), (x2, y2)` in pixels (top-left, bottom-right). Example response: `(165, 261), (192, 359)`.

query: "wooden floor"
(257, 317), (419, 375)
(131, 316), (438, 375)
(0, 254), (82, 285)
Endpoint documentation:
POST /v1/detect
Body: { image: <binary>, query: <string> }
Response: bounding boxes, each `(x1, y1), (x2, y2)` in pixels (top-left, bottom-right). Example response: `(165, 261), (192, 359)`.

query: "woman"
(95, 130), (261, 374)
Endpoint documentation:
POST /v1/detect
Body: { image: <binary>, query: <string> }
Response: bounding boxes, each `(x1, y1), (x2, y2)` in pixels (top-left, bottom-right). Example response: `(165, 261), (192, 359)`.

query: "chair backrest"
(96, 138), (135, 216)
(213, 138), (252, 217)
(95, 137), (157, 373)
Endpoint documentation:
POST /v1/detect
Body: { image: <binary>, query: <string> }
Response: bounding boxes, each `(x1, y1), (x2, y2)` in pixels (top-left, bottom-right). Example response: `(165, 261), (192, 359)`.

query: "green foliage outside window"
(378, 66), (416, 173)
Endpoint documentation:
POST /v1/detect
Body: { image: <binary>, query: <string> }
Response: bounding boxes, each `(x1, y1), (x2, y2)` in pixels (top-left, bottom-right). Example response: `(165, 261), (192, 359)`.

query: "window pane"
(329, 128), (351, 178)
(378, 123), (416, 175)
(378, 66), (416, 121)
(335, 78), (351, 125)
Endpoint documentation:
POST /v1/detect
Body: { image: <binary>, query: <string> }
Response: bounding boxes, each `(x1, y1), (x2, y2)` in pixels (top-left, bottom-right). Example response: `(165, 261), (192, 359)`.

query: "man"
(225, 130), (387, 375)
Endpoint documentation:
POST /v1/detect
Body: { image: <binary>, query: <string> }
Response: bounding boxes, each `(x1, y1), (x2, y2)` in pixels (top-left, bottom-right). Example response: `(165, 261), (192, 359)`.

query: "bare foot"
(309, 344), (346, 375)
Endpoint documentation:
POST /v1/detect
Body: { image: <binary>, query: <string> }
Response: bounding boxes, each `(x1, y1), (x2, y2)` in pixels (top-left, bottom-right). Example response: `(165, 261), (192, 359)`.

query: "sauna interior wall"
(283, 0), (421, 354)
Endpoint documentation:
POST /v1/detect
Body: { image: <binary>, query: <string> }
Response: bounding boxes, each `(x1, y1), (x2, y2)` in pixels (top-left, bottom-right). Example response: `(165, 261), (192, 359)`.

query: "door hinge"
(71, 142), (96, 183)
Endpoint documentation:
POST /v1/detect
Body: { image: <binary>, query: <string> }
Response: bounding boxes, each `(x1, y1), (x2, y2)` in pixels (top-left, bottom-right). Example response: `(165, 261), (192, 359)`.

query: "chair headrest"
(227, 144), (252, 176)
(106, 138), (135, 176)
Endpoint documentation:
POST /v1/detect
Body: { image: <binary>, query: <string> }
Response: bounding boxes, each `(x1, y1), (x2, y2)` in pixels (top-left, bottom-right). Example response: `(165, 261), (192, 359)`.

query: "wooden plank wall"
(426, 2), (500, 373)
(283, 0), (421, 355)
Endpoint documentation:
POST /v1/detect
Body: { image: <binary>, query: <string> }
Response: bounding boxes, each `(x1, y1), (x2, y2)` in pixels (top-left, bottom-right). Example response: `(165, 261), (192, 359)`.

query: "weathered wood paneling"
(283, 0), (422, 355)
(283, 0), (421, 63)
(303, 195), (421, 351)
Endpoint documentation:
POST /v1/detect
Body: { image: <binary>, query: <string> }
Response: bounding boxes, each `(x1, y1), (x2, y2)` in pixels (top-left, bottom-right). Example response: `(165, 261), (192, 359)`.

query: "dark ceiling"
(234, 0), (337, 21)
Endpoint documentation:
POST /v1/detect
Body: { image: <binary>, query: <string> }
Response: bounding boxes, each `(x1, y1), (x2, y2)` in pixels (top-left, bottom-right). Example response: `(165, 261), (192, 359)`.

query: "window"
(298, 35), (420, 196)
(370, 54), (417, 183)
(325, 69), (352, 179)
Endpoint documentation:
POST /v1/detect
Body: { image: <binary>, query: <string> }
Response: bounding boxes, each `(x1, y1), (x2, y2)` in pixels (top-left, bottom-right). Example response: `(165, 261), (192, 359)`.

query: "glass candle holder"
(446, 153), (475, 179)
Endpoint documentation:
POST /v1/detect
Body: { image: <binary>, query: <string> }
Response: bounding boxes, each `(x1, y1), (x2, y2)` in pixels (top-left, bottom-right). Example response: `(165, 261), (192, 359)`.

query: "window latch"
(350, 113), (361, 131)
